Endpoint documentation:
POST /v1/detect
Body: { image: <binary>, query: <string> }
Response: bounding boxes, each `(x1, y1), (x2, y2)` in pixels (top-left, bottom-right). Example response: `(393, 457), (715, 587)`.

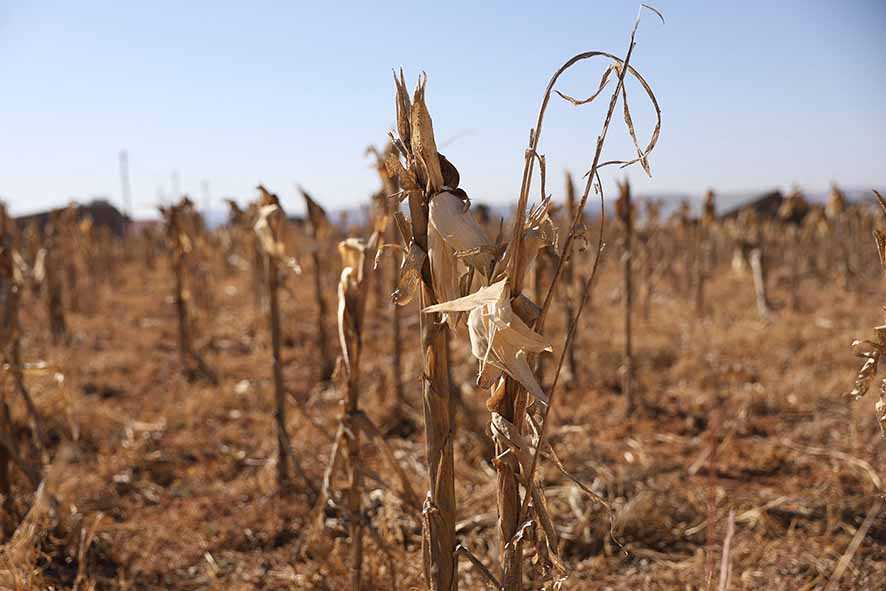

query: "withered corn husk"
(424, 278), (552, 403)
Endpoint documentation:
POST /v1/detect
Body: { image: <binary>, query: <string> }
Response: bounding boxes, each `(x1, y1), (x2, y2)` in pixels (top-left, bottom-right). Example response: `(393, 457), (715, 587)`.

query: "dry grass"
(0, 207), (881, 589)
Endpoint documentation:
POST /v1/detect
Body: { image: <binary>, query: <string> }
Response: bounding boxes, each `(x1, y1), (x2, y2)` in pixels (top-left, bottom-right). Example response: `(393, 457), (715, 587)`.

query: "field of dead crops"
(1, 16), (884, 591)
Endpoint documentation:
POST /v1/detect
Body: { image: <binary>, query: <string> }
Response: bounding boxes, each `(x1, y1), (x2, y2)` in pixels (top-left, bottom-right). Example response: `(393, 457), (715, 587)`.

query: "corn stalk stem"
(2, 255), (48, 451)
(492, 378), (524, 591)
(173, 251), (191, 373)
(623, 188), (635, 413)
(391, 248), (404, 414)
(409, 187), (457, 591)
(516, 190), (607, 533)
(267, 256), (291, 488)
(563, 174), (580, 383)
(341, 239), (376, 590)
(695, 224), (709, 317)
(495, 18), (645, 588)
(45, 235), (67, 344)
(344, 391), (364, 590)
(420, 309), (456, 591)
(311, 250), (335, 381)
(10, 339), (47, 453)
(252, 236), (265, 309)
(0, 395), (11, 522)
(749, 246), (771, 319)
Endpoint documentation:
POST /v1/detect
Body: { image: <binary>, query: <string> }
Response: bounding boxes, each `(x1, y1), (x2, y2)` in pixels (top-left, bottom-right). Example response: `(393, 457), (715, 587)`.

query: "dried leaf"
(410, 75), (444, 193)
(254, 204), (284, 258)
(429, 190), (495, 273)
(254, 203), (302, 274)
(875, 229), (886, 271)
(490, 411), (534, 477)
(337, 238), (369, 374)
(424, 279), (551, 402)
(300, 187), (333, 240)
(428, 223), (460, 311)
(423, 279), (508, 314)
(849, 356), (878, 401)
(393, 241), (426, 306)
(339, 238), (367, 284)
(394, 69), (411, 149)
(385, 152), (418, 193)
(522, 196), (560, 276)
(620, 80), (651, 176)
(32, 248), (46, 284)
(877, 384), (886, 436)
(555, 64), (614, 106)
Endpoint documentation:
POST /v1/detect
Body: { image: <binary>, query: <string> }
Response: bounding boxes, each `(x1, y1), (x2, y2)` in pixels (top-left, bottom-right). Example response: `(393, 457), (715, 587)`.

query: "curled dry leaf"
(394, 69), (411, 150)
(301, 188), (333, 240)
(522, 196), (560, 276)
(384, 151), (418, 193)
(876, 388), (886, 436)
(254, 204), (302, 274)
(254, 204), (284, 258)
(619, 75), (651, 176)
(849, 355), (879, 401)
(874, 229), (886, 270)
(555, 63), (615, 106)
(410, 75), (444, 194)
(496, 196), (560, 284)
(372, 242), (402, 271)
(11, 250), (26, 285)
(428, 223), (460, 311)
(848, 327), (886, 436)
(32, 248), (47, 284)
(337, 238), (368, 373)
(490, 411), (535, 478)
(426, 191), (495, 320)
(339, 238), (367, 284)
(393, 241), (426, 306)
(429, 191), (495, 272)
(424, 278), (552, 403)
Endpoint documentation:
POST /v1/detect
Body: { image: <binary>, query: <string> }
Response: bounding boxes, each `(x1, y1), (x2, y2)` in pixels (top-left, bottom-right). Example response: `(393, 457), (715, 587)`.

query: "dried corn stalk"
(161, 198), (218, 384)
(77, 216), (99, 315)
(728, 209), (772, 319)
(386, 71), (460, 591)
(300, 187), (336, 381)
(314, 212), (422, 589)
(422, 8), (662, 588)
(560, 172), (582, 383)
(337, 237), (370, 589)
(335, 227), (384, 589)
(1, 203), (19, 520)
(369, 143), (407, 419)
(43, 212), (67, 344)
(0, 204), (43, 523)
(695, 189), (718, 316)
(59, 204), (81, 314)
(616, 179), (636, 412)
(847, 191), (886, 436)
(252, 187), (311, 492)
(639, 198), (663, 321)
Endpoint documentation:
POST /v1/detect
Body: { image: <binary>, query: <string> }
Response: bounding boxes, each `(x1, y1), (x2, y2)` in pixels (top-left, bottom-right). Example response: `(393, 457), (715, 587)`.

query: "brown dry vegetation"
(0, 205), (884, 590)
(1, 13), (884, 589)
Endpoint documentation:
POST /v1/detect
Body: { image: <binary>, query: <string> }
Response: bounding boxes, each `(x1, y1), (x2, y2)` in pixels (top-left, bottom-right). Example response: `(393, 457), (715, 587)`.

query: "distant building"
(16, 199), (130, 237)
(719, 190), (785, 221)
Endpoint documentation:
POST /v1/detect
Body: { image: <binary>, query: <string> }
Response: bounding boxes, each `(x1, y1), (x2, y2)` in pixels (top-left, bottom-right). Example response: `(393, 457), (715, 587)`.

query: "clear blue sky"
(1, 1), (884, 217)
